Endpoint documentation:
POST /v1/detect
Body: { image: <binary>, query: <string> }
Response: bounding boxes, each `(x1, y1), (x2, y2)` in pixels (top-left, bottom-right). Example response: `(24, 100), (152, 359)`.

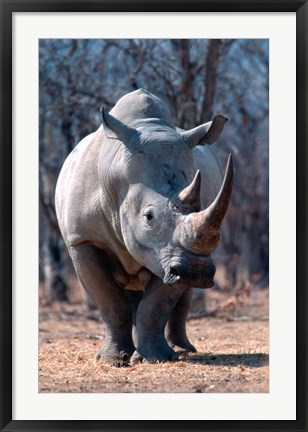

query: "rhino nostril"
(163, 264), (181, 286)
(169, 265), (180, 280)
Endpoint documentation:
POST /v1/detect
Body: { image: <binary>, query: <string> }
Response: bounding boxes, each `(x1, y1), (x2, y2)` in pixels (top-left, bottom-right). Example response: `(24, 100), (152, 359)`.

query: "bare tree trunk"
(179, 40), (197, 129)
(199, 39), (222, 122)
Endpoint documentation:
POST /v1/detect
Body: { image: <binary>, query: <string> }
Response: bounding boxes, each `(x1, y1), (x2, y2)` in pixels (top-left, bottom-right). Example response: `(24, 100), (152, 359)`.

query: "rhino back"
(55, 129), (109, 247)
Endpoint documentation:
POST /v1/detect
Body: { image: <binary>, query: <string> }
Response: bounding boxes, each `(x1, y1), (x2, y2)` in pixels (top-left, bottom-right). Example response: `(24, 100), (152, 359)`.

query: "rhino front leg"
(166, 289), (197, 353)
(123, 290), (143, 347)
(69, 244), (135, 365)
(132, 277), (184, 363)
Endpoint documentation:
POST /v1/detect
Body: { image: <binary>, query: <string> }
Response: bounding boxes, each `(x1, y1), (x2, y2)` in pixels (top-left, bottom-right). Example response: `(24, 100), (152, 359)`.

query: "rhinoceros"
(55, 89), (233, 365)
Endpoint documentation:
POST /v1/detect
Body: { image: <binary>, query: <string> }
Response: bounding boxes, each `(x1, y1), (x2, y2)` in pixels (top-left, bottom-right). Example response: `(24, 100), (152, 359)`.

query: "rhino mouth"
(163, 259), (215, 289)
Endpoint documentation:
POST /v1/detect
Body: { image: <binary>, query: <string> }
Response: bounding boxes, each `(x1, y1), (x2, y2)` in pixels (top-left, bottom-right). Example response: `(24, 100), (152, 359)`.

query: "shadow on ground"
(186, 352), (269, 368)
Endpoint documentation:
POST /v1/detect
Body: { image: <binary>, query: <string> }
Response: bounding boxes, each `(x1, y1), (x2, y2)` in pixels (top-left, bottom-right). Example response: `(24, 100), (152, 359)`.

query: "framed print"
(1, 1), (307, 431)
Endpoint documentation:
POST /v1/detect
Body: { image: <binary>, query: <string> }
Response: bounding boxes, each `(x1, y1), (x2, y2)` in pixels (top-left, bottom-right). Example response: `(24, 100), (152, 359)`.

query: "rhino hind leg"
(69, 244), (135, 366)
(166, 289), (197, 354)
(132, 277), (185, 363)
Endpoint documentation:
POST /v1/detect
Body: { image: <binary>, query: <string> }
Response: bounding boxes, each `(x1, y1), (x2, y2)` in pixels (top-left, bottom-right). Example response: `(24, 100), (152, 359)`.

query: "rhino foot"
(95, 345), (134, 367)
(131, 350), (179, 364)
(133, 341), (179, 364)
(166, 323), (197, 354)
(170, 340), (197, 354)
(166, 331), (197, 353)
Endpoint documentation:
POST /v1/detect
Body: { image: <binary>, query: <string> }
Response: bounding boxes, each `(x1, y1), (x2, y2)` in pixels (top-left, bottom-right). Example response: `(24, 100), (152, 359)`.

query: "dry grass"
(39, 287), (269, 393)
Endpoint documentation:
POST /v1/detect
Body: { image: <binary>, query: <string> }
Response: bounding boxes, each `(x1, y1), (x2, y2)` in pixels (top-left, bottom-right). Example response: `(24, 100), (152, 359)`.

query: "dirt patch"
(39, 288), (269, 393)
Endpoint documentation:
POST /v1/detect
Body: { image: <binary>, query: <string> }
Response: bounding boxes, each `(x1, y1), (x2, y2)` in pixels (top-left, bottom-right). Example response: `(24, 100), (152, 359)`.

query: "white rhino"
(55, 89), (233, 364)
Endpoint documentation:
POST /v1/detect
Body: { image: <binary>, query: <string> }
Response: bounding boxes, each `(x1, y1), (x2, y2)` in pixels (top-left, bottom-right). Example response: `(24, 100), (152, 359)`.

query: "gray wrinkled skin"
(55, 89), (231, 364)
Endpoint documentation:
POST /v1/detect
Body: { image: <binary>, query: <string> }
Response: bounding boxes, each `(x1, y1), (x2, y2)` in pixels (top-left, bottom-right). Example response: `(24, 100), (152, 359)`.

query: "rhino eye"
(144, 211), (154, 225)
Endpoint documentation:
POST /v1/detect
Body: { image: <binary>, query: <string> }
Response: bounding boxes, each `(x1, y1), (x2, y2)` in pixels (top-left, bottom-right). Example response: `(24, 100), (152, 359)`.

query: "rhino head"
(101, 104), (233, 290)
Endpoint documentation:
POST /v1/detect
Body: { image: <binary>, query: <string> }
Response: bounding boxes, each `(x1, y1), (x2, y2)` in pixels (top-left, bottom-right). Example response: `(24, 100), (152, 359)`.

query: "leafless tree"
(39, 38), (269, 309)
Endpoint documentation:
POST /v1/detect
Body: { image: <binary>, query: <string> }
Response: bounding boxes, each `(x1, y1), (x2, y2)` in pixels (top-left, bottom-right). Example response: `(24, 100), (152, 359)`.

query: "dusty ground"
(39, 286), (269, 393)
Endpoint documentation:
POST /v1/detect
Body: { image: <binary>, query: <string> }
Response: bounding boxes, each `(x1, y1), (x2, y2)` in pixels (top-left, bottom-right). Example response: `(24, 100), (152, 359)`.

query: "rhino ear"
(100, 106), (139, 148)
(181, 114), (228, 149)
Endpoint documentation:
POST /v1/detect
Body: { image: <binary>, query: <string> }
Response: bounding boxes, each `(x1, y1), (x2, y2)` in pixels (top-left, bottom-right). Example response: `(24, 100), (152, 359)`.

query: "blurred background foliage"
(39, 38), (269, 310)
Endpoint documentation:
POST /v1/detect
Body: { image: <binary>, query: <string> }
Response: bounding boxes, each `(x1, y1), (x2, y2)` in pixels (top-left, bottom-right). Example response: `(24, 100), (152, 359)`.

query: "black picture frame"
(1, 1), (307, 431)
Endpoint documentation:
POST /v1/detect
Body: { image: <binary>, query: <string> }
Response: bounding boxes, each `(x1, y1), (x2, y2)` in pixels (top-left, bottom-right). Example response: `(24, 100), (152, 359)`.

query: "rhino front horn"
(181, 154), (233, 254)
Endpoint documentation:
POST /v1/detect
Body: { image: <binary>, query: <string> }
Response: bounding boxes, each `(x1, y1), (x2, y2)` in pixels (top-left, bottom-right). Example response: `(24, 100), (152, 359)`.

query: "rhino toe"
(95, 347), (133, 367)
(130, 350), (143, 364)
(144, 351), (179, 364)
(135, 342), (179, 363)
(172, 343), (197, 354)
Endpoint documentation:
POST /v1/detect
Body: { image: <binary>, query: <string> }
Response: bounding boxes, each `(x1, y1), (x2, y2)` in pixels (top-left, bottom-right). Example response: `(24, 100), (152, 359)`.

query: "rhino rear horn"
(181, 114), (228, 149)
(101, 107), (139, 148)
(178, 170), (201, 211)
